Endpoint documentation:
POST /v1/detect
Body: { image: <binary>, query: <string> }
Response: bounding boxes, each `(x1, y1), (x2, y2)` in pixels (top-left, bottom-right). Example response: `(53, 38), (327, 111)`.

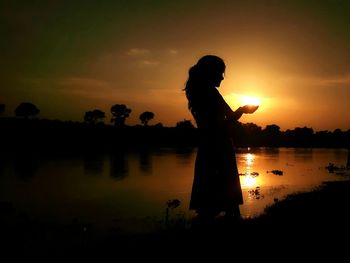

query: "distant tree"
(240, 122), (262, 146)
(0, 104), (4, 115)
(176, 119), (195, 129)
(293, 127), (314, 147)
(139, 111), (154, 126)
(264, 124), (280, 134)
(110, 104), (131, 127)
(84, 109), (105, 124)
(332, 128), (345, 147)
(314, 130), (332, 147)
(15, 102), (40, 118)
(262, 124), (281, 146)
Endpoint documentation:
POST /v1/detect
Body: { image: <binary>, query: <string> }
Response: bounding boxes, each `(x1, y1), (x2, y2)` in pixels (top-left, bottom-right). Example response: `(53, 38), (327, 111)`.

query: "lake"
(0, 147), (348, 233)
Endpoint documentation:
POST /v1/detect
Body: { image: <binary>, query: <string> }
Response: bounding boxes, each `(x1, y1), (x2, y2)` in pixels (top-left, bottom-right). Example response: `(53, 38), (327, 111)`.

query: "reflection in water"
(83, 153), (104, 175)
(110, 151), (128, 180)
(263, 147), (280, 154)
(334, 148), (348, 165)
(13, 152), (38, 180)
(0, 148), (348, 232)
(175, 147), (194, 165)
(139, 149), (152, 174)
(294, 148), (313, 161)
(240, 153), (259, 188)
(246, 153), (254, 167)
(241, 174), (257, 188)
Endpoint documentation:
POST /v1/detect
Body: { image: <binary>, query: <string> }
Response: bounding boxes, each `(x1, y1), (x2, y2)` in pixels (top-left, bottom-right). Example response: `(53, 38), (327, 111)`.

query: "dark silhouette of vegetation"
(165, 199), (181, 226)
(262, 124), (281, 147)
(15, 102), (40, 118)
(0, 100), (348, 152)
(176, 119), (195, 129)
(84, 109), (106, 124)
(0, 116), (348, 154)
(139, 111), (154, 126)
(110, 104), (131, 127)
(0, 104), (4, 115)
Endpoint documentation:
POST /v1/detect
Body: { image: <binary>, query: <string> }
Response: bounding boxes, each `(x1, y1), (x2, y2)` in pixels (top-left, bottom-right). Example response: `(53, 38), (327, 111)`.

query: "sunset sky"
(1, 0), (350, 131)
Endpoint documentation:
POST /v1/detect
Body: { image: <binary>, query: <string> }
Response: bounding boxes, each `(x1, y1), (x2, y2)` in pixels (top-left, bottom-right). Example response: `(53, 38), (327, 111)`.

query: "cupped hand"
(240, 105), (259, 114)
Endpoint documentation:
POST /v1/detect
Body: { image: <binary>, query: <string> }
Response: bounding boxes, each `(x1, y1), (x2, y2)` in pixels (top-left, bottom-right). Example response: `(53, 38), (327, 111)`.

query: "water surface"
(0, 148), (347, 232)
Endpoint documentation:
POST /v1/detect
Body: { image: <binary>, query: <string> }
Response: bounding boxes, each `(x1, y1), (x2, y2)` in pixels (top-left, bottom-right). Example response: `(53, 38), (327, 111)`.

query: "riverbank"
(1, 178), (350, 258)
(114, 178), (350, 256)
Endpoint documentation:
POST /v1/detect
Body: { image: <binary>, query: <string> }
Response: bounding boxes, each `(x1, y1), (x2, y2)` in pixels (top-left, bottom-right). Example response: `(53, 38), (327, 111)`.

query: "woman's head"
(184, 55), (226, 115)
(188, 55), (226, 88)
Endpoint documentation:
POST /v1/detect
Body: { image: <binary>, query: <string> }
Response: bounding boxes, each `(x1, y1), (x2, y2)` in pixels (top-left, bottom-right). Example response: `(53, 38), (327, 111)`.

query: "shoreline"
(1, 177), (350, 257)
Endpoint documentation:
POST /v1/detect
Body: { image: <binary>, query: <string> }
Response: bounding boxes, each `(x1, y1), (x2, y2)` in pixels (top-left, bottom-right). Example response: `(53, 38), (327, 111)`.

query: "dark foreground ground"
(1, 179), (350, 259)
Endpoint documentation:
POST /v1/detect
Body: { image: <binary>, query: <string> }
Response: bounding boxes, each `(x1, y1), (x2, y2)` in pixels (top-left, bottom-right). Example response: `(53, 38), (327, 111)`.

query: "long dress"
(189, 88), (243, 214)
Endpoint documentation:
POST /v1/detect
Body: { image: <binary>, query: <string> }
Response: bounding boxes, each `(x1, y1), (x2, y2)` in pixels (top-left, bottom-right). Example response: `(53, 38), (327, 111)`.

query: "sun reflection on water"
(240, 152), (259, 188)
(246, 153), (254, 167)
(241, 174), (257, 188)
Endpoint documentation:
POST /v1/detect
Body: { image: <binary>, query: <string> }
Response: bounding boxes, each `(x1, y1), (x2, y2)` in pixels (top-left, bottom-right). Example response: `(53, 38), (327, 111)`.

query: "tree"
(176, 119), (195, 129)
(84, 109), (105, 124)
(15, 102), (40, 118)
(139, 111), (154, 126)
(110, 104), (131, 127)
(262, 124), (281, 146)
(292, 127), (314, 147)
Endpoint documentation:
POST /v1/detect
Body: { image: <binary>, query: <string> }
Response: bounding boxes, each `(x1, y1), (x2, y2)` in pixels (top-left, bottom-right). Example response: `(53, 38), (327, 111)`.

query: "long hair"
(184, 55), (226, 117)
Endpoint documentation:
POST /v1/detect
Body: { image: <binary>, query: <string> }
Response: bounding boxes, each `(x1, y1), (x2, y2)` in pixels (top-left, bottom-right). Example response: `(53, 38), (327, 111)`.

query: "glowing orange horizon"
(241, 96), (261, 106)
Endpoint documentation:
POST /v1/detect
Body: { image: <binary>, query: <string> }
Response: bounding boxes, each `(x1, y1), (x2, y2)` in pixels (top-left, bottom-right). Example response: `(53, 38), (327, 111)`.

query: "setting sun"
(241, 96), (261, 106)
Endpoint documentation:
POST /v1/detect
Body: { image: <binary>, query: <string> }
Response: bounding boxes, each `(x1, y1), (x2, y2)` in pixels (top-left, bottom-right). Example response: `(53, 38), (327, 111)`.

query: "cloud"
(126, 48), (150, 56)
(55, 77), (119, 100)
(317, 74), (350, 86)
(280, 74), (350, 87)
(139, 60), (159, 67)
(168, 49), (178, 55)
(59, 77), (112, 90)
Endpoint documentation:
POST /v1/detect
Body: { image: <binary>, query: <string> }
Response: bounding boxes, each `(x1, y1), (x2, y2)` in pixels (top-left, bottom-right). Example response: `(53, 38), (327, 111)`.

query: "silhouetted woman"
(184, 55), (258, 221)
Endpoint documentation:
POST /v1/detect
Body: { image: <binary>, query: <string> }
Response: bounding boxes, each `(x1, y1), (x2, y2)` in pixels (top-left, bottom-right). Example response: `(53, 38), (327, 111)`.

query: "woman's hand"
(231, 105), (259, 121)
(239, 105), (259, 114)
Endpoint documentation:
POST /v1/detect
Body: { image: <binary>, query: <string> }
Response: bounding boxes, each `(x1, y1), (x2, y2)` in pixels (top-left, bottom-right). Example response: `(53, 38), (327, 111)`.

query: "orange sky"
(1, 0), (350, 131)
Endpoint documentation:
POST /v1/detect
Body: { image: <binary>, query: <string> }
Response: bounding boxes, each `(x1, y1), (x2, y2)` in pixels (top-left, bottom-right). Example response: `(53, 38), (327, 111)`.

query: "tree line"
(0, 102), (160, 127)
(0, 102), (349, 150)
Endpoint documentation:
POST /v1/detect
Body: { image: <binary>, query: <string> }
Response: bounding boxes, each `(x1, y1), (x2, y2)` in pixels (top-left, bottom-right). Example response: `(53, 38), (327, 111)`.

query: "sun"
(241, 96), (260, 106)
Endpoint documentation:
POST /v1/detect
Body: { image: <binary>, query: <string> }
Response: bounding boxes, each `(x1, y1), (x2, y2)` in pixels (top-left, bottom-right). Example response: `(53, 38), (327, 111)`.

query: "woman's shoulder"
(208, 87), (221, 97)
(210, 88), (226, 103)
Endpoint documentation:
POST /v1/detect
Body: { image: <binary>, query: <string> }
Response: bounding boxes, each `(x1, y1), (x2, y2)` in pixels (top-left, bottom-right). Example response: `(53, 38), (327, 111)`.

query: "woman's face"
(213, 71), (224, 88)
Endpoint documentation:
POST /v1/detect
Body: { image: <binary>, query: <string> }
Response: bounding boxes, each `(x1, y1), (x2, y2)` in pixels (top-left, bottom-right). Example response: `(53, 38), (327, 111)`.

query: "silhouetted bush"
(84, 109), (106, 124)
(15, 102), (40, 118)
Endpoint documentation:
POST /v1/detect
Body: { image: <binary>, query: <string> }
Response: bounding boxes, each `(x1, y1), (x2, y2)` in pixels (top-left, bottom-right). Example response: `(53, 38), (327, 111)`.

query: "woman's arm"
(231, 107), (244, 121)
(216, 89), (259, 121)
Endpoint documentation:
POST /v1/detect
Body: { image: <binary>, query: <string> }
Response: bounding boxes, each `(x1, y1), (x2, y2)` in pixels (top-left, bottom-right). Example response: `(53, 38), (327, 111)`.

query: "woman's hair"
(184, 55), (226, 116)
